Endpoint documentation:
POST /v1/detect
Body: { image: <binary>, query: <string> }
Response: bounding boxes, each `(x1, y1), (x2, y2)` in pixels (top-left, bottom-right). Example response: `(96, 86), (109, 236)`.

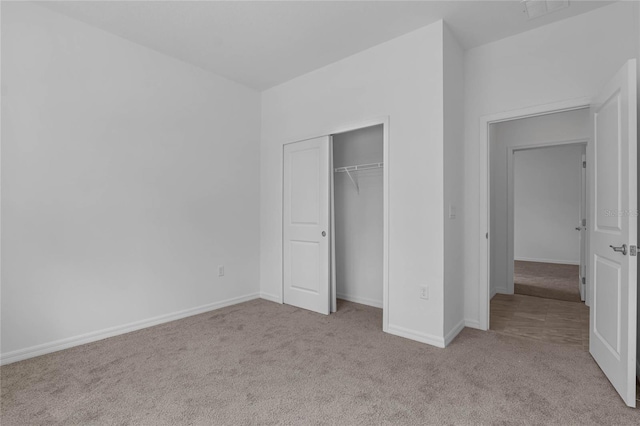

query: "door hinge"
(583, 160), (586, 168)
(582, 218), (586, 227)
(630, 245), (637, 256)
(486, 232), (489, 240)
(582, 277), (586, 285)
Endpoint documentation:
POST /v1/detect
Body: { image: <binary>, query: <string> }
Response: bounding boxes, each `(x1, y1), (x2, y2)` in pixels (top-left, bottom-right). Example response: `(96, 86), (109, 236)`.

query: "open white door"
(589, 59), (637, 407)
(283, 136), (330, 315)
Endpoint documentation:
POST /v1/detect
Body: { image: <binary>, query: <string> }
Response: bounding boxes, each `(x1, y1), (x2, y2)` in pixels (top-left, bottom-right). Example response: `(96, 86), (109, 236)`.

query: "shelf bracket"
(345, 169), (359, 194)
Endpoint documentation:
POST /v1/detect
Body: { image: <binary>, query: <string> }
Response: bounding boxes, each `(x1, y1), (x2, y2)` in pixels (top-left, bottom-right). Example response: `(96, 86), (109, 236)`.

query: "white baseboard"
(490, 287), (498, 299)
(515, 257), (580, 266)
(336, 293), (383, 309)
(494, 287), (509, 295)
(0, 293), (260, 366)
(387, 324), (445, 348)
(464, 319), (482, 330)
(259, 292), (282, 304)
(444, 320), (465, 346)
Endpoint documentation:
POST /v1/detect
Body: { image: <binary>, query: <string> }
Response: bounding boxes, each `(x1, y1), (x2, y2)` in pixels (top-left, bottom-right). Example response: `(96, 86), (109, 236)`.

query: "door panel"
(290, 241), (320, 293)
(290, 149), (320, 224)
(589, 59), (637, 407)
(593, 255), (621, 355)
(594, 93), (621, 232)
(283, 136), (330, 315)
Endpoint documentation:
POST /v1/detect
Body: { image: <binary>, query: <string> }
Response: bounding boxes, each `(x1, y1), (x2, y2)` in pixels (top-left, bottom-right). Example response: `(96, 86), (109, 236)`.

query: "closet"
(282, 123), (385, 317)
(331, 125), (384, 310)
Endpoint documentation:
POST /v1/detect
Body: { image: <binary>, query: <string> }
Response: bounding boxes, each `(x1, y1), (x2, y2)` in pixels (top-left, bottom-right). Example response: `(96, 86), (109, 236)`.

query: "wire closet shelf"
(334, 162), (383, 194)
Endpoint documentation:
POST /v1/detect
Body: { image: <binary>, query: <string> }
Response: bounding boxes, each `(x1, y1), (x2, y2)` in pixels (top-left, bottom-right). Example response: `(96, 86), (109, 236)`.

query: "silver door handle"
(575, 227), (582, 231)
(609, 244), (627, 255)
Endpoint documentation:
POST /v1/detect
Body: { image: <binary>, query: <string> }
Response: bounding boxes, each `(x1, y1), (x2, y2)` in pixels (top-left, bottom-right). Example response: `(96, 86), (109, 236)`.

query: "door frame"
(478, 98), (591, 330)
(281, 117), (390, 332)
(505, 139), (589, 298)
(579, 148), (588, 303)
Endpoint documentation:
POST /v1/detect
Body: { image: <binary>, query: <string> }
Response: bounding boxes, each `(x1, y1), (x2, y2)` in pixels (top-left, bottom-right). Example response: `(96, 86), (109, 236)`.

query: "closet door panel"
(283, 136), (330, 315)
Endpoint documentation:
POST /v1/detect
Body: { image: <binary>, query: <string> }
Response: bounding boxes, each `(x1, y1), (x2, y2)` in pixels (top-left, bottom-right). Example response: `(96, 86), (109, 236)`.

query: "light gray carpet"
(2, 299), (638, 425)
(514, 260), (581, 302)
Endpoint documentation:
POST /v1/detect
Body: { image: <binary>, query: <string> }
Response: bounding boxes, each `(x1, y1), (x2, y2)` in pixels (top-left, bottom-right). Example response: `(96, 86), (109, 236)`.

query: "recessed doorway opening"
(488, 108), (590, 349)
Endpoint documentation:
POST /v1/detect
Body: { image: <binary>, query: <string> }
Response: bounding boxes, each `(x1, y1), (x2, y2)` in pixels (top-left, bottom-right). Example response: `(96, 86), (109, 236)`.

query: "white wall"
(463, 1), (639, 326)
(443, 24), (466, 341)
(1, 3), (261, 361)
(490, 109), (589, 294)
(261, 23), (449, 346)
(333, 125), (383, 308)
(514, 145), (584, 265)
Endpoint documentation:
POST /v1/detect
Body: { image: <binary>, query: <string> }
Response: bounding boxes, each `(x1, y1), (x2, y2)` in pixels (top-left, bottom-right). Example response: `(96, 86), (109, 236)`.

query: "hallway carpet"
(514, 260), (581, 302)
(2, 299), (638, 425)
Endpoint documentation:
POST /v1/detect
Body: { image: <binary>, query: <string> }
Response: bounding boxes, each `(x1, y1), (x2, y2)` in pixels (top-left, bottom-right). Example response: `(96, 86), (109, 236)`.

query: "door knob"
(322, 231), (326, 237)
(609, 244), (627, 255)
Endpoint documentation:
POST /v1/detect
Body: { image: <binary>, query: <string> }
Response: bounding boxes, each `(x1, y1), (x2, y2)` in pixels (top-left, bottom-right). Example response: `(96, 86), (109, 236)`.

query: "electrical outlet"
(420, 286), (429, 300)
(218, 265), (224, 277)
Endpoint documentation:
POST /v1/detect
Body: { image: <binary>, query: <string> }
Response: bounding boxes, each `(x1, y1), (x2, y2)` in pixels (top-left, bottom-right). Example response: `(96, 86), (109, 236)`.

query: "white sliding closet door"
(283, 136), (330, 315)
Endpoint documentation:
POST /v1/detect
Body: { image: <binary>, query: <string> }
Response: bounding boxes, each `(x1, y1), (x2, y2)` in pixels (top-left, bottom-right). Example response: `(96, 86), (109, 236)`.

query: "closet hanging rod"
(334, 162), (383, 173)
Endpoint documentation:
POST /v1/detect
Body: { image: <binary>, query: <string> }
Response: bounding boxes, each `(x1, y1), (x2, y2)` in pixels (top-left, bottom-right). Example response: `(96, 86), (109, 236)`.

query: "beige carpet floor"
(2, 299), (639, 425)
(514, 260), (581, 302)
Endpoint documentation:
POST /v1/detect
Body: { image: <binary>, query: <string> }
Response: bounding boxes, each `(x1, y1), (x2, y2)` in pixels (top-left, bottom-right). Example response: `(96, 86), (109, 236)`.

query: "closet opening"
(330, 125), (384, 318)
(281, 118), (388, 330)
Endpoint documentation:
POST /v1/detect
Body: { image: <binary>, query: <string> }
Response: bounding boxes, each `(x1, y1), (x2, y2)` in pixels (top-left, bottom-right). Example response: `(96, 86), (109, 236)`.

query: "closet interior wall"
(333, 125), (383, 308)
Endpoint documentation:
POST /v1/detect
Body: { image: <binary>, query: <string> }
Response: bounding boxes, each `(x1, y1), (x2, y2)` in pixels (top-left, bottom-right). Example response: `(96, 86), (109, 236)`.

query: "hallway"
(490, 293), (588, 350)
(514, 261), (581, 302)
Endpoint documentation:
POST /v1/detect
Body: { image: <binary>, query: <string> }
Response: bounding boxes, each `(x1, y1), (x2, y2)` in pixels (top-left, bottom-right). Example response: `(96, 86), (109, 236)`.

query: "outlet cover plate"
(420, 286), (429, 300)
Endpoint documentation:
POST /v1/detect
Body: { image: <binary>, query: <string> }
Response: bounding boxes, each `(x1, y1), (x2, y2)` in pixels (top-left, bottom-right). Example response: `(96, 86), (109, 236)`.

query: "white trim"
(330, 137), (337, 313)
(259, 292), (282, 304)
(382, 118), (390, 334)
(514, 257), (580, 266)
(464, 319), (481, 330)
(478, 97), (591, 331)
(490, 286), (498, 299)
(336, 293), (383, 309)
(444, 320), (465, 346)
(387, 324), (445, 348)
(0, 293), (260, 366)
(494, 286), (509, 295)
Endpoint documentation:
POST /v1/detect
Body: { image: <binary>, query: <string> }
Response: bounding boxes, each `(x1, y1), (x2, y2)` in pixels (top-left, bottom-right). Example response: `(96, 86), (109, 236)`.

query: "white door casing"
(330, 137), (337, 314)
(589, 59), (637, 407)
(580, 149), (587, 303)
(479, 98), (592, 331)
(283, 136), (331, 315)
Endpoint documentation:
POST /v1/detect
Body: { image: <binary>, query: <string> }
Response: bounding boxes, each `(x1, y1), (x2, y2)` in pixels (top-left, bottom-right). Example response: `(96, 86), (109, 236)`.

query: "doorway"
(478, 58), (637, 408)
(488, 109), (590, 349)
(282, 118), (389, 331)
(512, 143), (587, 304)
(331, 125), (384, 312)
